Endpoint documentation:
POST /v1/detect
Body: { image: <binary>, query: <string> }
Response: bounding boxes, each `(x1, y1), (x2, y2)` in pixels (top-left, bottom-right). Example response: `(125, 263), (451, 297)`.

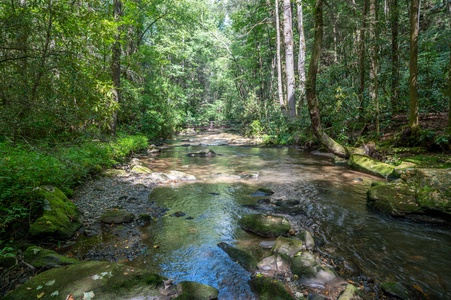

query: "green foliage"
(0, 135), (148, 236)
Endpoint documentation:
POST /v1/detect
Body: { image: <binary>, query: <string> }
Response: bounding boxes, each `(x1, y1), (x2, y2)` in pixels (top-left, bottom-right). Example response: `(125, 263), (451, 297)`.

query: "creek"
(66, 133), (451, 299)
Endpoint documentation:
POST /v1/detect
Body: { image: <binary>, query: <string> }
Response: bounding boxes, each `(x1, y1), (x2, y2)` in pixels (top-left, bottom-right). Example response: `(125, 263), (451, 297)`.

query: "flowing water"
(69, 134), (451, 299)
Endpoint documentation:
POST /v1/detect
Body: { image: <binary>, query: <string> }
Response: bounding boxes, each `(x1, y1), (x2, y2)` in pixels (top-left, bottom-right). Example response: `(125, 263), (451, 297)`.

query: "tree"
(358, 0), (368, 126)
(409, 0), (420, 133)
(283, 0), (296, 116)
(369, 0), (379, 136)
(275, 0), (284, 109)
(306, 0), (348, 158)
(390, 0), (400, 114)
(297, 0), (306, 111)
(111, 0), (123, 135)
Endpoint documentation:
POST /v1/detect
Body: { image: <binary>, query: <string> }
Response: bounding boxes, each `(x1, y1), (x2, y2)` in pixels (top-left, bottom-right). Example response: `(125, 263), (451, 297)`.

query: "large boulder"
(367, 168), (451, 221)
(348, 154), (398, 179)
(29, 186), (83, 240)
(238, 214), (291, 238)
(271, 237), (303, 258)
(2, 261), (166, 300)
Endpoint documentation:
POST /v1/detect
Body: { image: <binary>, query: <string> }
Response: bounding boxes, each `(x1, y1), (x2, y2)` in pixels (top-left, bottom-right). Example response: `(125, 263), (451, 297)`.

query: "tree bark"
(275, 0), (284, 109)
(369, 0), (379, 137)
(297, 0), (306, 111)
(390, 0), (400, 114)
(306, 0), (349, 158)
(409, 0), (420, 132)
(283, 0), (296, 116)
(111, 0), (123, 135)
(447, 2), (451, 135)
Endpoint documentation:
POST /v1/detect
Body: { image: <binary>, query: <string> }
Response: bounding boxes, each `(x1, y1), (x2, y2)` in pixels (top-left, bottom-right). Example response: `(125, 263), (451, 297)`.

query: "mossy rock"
(337, 284), (362, 300)
(249, 277), (295, 300)
(174, 281), (219, 300)
(238, 214), (291, 238)
(23, 246), (78, 269)
(366, 181), (422, 216)
(271, 236), (303, 258)
(290, 251), (320, 278)
(29, 186), (83, 240)
(2, 261), (165, 300)
(348, 154), (398, 179)
(218, 242), (258, 272)
(130, 165), (153, 174)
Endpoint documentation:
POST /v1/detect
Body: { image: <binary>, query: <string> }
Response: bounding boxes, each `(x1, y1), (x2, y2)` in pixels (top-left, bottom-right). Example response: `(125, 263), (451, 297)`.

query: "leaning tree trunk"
(306, 0), (349, 158)
(275, 0), (284, 109)
(283, 0), (296, 117)
(409, 0), (420, 133)
(297, 0), (307, 111)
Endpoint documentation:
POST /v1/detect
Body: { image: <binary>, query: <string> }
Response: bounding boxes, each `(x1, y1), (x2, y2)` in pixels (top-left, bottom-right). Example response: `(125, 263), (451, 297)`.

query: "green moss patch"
(349, 154), (398, 179)
(238, 214), (291, 238)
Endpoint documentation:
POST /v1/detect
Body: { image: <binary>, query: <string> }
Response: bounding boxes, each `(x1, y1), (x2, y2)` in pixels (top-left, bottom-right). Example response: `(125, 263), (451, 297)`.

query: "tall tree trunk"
(390, 0), (400, 115)
(358, 0), (368, 126)
(306, 0), (349, 158)
(297, 0), (306, 112)
(447, 2), (451, 135)
(275, 0), (284, 109)
(111, 0), (123, 135)
(409, 0), (420, 132)
(369, 0), (379, 137)
(283, 0), (296, 116)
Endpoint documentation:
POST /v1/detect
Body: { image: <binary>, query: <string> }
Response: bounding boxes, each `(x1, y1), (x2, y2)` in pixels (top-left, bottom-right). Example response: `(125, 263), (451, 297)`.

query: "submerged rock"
(29, 186), (83, 240)
(238, 214), (291, 238)
(217, 242), (258, 272)
(175, 281), (219, 300)
(250, 188), (275, 197)
(187, 149), (217, 157)
(380, 281), (429, 300)
(100, 210), (134, 224)
(249, 277), (295, 300)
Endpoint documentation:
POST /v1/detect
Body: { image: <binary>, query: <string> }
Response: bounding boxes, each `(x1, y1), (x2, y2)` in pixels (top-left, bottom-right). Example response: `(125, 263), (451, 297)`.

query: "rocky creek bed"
(2, 130), (450, 299)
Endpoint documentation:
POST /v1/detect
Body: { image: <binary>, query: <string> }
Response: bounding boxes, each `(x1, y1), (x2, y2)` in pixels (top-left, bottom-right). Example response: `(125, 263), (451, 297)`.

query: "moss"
(23, 246), (78, 268)
(366, 183), (422, 216)
(349, 154), (398, 179)
(218, 242), (258, 272)
(29, 186), (82, 240)
(174, 281), (219, 300)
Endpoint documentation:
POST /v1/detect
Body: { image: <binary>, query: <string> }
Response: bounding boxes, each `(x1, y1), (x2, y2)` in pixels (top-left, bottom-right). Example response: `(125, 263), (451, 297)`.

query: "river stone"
(271, 236), (303, 258)
(130, 164), (153, 174)
(299, 230), (315, 250)
(337, 284), (363, 300)
(2, 261), (166, 300)
(291, 251), (320, 278)
(23, 246), (78, 269)
(348, 154), (398, 179)
(29, 186), (83, 240)
(250, 188), (275, 197)
(248, 277), (295, 300)
(187, 149), (217, 157)
(238, 214), (291, 238)
(175, 281), (219, 300)
(100, 210), (134, 224)
(218, 242), (258, 272)
(257, 254), (291, 277)
(166, 170), (196, 181)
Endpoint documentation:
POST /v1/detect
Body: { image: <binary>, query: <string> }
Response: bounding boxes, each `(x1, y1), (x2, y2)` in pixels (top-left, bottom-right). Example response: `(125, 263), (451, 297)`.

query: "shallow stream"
(68, 133), (451, 299)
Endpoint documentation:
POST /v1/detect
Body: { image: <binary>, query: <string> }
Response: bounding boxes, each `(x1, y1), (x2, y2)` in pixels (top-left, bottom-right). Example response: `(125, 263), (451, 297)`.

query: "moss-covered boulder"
(271, 237), (303, 258)
(100, 210), (134, 224)
(174, 281), (219, 300)
(218, 242), (258, 272)
(238, 214), (291, 238)
(29, 186), (83, 240)
(367, 168), (451, 221)
(349, 154), (398, 179)
(366, 181), (422, 217)
(2, 261), (166, 300)
(23, 246), (78, 269)
(249, 277), (295, 300)
(380, 282), (428, 300)
(130, 164), (153, 174)
(291, 251), (320, 278)
(337, 284), (362, 300)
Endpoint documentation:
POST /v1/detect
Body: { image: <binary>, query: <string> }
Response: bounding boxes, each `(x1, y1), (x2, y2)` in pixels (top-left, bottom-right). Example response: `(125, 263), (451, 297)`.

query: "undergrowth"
(0, 134), (148, 238)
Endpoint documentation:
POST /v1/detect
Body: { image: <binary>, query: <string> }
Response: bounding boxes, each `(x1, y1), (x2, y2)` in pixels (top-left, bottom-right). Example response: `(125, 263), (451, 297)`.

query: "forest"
(0, 0), (451, 297)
